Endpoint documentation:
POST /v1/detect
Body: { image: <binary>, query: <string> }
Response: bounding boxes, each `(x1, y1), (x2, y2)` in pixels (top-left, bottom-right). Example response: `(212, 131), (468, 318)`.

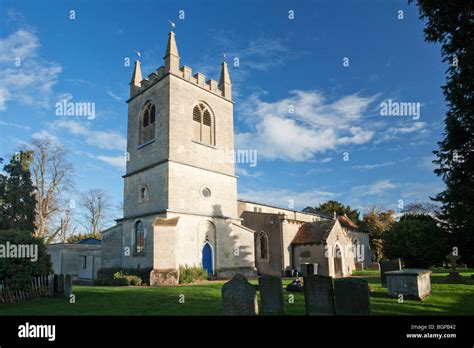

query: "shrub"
(383, 214), (450, 268)
(95, 267), (150, 286)
(179, 264), (208, 284)
(0, 230), (52, 291)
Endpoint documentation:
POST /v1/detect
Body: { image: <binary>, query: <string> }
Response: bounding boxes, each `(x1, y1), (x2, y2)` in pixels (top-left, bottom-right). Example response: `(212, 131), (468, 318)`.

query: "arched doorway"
(202, 242), (213, 275)
(334, 245), (343, 277)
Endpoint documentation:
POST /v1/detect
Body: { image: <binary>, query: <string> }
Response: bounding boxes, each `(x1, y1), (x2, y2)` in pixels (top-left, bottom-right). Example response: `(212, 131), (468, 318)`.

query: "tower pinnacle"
(130, 60), (142, 96)
(164, 31), (180, 74)
(218, 61), (232, 100)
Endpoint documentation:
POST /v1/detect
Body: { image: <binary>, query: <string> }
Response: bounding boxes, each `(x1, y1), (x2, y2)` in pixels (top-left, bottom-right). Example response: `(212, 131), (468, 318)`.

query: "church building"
(101, 32), (256, 285)
(100, 32), (371, 284)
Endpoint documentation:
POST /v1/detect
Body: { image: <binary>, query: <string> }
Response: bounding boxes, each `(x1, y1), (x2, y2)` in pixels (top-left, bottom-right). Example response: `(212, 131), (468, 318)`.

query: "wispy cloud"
(52, 120), (126, 151)
(106, 89), (123, 101)
(95, 155), (126, 170)
(235, 166), (262, 178)
(0, 120), (31, 131)
(351, 179), (398, 197)
(0, 29), (62, 111)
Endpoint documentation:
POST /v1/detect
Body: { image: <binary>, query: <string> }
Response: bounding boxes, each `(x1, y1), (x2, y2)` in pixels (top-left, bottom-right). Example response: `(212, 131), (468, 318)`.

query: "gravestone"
(222, 274), (258, 315)
(303, 275), (335, 316)
(386, 269), (431, 300)
(258, 274), (284, 315)
(355, 262), (364, 272)
(64, 274), (73, 298)
(58, 274), (65, 294)
(445, 251), (464, 284)
(380, 259), (402, 287)
(334, 278), (371, 315)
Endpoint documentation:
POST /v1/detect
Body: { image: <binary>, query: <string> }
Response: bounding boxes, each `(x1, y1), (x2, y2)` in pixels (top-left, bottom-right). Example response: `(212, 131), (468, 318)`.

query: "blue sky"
(0, 0), (447, 222)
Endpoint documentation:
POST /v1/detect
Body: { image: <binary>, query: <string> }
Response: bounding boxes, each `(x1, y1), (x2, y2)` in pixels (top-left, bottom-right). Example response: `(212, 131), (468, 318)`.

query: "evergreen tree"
(0, 151), (36, 232)
(304, 200), (361, 224)
(413, 1), (474, 265)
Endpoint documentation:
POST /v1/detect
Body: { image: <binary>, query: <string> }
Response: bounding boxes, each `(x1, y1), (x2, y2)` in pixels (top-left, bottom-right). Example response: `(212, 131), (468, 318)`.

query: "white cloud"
(236, 90), (377, 161)
(0, 29), (62, 111)
(106, 90), (123, 101)
(351, 179), (398, 197)
(0, 120), (30, 131)
(53, 120), (126, 151)
(32, 129), (58, 142)
(235, 167), (262, 178)
(95, 155), (126, 170)
(319, 157), (332, 163)
(375, 121), (427, 143)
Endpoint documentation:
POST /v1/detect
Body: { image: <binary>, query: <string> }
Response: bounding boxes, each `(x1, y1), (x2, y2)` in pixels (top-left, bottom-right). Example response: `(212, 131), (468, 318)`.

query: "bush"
(179, 265), (208, 284)
(0, 230), (52, 291)
(95, 267), (150, 286)
(383, 214), (450, 268)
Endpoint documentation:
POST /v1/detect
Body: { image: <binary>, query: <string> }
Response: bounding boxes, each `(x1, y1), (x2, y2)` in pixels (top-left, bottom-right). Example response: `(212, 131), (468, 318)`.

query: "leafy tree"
(383, 214), (450, 268)
(67, 232), (102, 243)
(304, 200), (361, 224)
(360, 207), (394, 261)
(0, 151), (36, 232)
(412, 1), (474, 265)
(0, 230), (52, 291)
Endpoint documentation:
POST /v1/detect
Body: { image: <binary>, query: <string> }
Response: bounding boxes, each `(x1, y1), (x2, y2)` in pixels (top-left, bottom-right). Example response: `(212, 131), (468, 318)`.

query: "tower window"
(192, 103), (215, 146)
(134, 221), (145, 255)
(139, 102), (156, 145)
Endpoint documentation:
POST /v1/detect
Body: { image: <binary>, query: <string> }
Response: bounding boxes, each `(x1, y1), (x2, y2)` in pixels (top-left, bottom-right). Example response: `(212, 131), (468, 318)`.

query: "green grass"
(0, 271), (473, 316)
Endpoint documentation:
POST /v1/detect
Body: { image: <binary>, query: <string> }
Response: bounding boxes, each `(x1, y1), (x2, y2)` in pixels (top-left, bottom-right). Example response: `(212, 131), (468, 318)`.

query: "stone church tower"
(101, 32), (256, 284)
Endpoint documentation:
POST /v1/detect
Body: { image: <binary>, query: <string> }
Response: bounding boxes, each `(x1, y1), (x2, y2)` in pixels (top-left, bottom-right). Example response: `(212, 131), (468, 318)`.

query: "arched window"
(258, 232), (269, 260)
(192, 103), (215, 145)
(134, 221), (145, 255)
(139, 102), (156, 145)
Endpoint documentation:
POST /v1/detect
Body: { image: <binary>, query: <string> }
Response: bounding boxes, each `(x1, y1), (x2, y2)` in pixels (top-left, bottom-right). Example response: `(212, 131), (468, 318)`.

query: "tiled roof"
(338, 214), (358, 229)
(291, 220), (336, 245)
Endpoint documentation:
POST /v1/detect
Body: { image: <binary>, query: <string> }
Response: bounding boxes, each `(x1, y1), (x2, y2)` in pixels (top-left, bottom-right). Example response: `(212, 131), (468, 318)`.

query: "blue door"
(202, 243), (213, 275)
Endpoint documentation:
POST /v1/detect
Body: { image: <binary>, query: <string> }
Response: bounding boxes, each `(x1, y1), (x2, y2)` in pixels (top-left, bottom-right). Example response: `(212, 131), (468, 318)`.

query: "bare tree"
(30, 138), (74, 239)
(80, 189), (112, 234)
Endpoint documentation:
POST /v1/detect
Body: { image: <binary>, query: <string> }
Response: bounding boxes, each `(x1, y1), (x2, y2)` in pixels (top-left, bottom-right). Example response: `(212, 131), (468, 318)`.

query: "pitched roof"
(338, 214), (358, 229)
(75, 238), (102, 245)
(291, 220), (336, 245)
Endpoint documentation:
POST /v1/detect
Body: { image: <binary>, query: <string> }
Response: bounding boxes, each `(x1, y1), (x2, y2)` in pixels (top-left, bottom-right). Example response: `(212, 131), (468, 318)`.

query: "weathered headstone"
(386, 269), (431, 300)
(64, 274), (73, 298)
(355, 262), (364, 272)
(222, 274), (258, 315)
(380, 259), (402, 287)
(303, 275), (335, 316)
(58, 274), (65, 294)
(258, 274), (284, 315)
(334, 278), (371, 315)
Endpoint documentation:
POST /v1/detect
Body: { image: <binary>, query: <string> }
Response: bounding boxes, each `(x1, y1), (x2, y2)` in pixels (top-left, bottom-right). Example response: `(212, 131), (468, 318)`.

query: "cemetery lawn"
(1, 270), (473, 316)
